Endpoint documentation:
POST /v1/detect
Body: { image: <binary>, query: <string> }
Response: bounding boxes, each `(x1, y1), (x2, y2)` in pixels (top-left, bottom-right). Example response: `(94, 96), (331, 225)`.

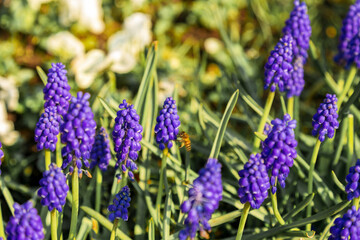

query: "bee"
(178, 131), (191, 152)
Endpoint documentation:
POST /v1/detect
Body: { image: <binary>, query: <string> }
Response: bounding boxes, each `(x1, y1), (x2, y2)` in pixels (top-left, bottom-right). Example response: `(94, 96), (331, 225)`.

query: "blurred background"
(0, 0), (357, 238)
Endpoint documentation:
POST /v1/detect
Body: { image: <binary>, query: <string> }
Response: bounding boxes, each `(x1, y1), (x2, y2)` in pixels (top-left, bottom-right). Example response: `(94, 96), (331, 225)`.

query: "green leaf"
(331, 171), (345, 192)
(209, 89), (239, 159)
(278, 230), (315, 238)
(36, 66), (47, 85)
(244, 200), (350, 240)
(80, 206), (132, 240)
(148, 218), (155, 240)
(208, 210), (242, 227)
(98, 97), (117, 119)
(163, 190), (172, 239)
(76, 217), (93, 240)
(0, 179), (14, 215)
(283, 193), (315, 221)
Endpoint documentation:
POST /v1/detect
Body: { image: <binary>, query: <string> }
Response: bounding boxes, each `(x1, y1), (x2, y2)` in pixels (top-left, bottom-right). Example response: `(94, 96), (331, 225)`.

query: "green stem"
(253, 91), (275, 150)
(110, 218), (119, 240)
(338, 66), (357, 109)
(347, 114), (354, 171)
(270, 191), (285, 225)
(288, 97), (294, 119)
(51, 209), (58, 240)
(156, 148), (169, 220)
(45, 149), (51, 171)
(354, 197), (360, 210)
(95, 167), (102, 212)
(279, 94), (287, 116)
(185, 151), (190, 183)
(56, 135), (62, 168)
(0, 202), (6, 240)
(69, 165), (79, 240)
(306, 139), (322, 231)
(235, 202), (251, 240)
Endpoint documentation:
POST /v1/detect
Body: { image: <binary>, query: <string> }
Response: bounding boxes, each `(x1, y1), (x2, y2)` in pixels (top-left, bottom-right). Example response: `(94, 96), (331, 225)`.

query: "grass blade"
(36, 66), (47, 85)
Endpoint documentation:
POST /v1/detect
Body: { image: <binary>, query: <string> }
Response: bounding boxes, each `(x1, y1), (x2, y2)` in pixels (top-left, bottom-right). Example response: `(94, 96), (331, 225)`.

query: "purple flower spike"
(264, 34), (294, 92)
(38, 163), (69, 212)
(60, 92), (97, 174)
(345, 159), (360, 201)
(90, 127), (111, 171)
(312, 94), (339, 142)
(348, 32), (360, 68)
(35, 106), (61, 152)
(112, 100), (142, 181)
(286, 56), (305, 98)
(179, 158), (222, 240)
(335, 1), (360, 66)
(282, 0), (311, 62)
(6, 201), (44, 240)
(108, 186), (131, 222)
(43, 63), (71, 117)
(154, 97), (181, 150)
(238, 154), (270, 209)
(261, 114), (297, 193)
(329, 206), (360, 240)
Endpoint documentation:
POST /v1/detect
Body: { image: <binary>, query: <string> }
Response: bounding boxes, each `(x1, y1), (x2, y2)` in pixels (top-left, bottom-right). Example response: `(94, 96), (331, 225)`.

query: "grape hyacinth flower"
(346, 159), (360, 201)
(154, 97), (181, 150)
(61, 92), (96, 174)
(43, 63), (71, 117)
(179, 158), (222, 240)
(34, 106), (61, 152)
(335, 0), (360, 66)
(264, 34), (294, 92)
(282, 0), (311, 62)
(38, 163), (69, 212)
(348, 32), (360, 68)
(6, 201), (44, 240)
(90, 127), (111, 171)
(238, 154), (270, 209)
(286, 57), (305, 97)
(261, 114), (297, 193)
(328, 206), (360, 239)
(312, 94), (339, 142)
(108, 186), (131, 222)
(112, 100), (142, 180)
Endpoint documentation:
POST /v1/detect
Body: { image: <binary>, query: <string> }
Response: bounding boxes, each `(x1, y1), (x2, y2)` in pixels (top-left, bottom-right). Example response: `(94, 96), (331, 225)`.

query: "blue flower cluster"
(34, 106), (61, 152)
(112, 100), (142, 180)
(312, 94), (339, 142)
(6, 201), (44, 240)
(286, 57), (305, 97)
(155, 97), (181, 150)
(179, 158), (222, 240)
(264, 34), (294, 92)
(282, 0), (311, 61)
(60, 92), (97, 174)
(346, 159), (360, 201)
(38, 163), (69, 212)
(329, 206), (360, 240)
(261, 114), (297, 193)
(348, 32), (360, 68)
(108, 185), (131, 222)
(238, 154), (270, 209)
(335, 0), (360, 66)
(90, 127), (111, 171)
(43, 63), (71, 117)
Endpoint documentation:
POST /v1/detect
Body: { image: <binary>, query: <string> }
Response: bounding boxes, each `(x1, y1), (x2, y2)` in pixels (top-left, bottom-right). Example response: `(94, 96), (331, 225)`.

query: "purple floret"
(329, 206), (360, 240)
(238, 153), (270, 209)
(312, 94), (339, 142)
(90, 127), (111, 171)
(264, 34), (294, 92)
(286, 56), (305, 98)
(346, 159), (360, 201)
(6, 201), (44, 240)
(179, 158), (222, 240)
(43, 63), (71, 117)
(108, 185), (131, 222)
(154, 97), (181, 150)
(38, 163), (69, 212)
(112, 100), (142, 180)
(282, 0), (311, 62)
(60, 92), (97, 174)
(335, 0), (360, 66)
(261, 114), (297, 193)
(35, 106), (61, 152)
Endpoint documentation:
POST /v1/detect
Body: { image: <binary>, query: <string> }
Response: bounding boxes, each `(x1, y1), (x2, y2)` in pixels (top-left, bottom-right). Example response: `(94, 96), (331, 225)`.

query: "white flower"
(59, 0), (105, 34)
(47, 31), (84, 59)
